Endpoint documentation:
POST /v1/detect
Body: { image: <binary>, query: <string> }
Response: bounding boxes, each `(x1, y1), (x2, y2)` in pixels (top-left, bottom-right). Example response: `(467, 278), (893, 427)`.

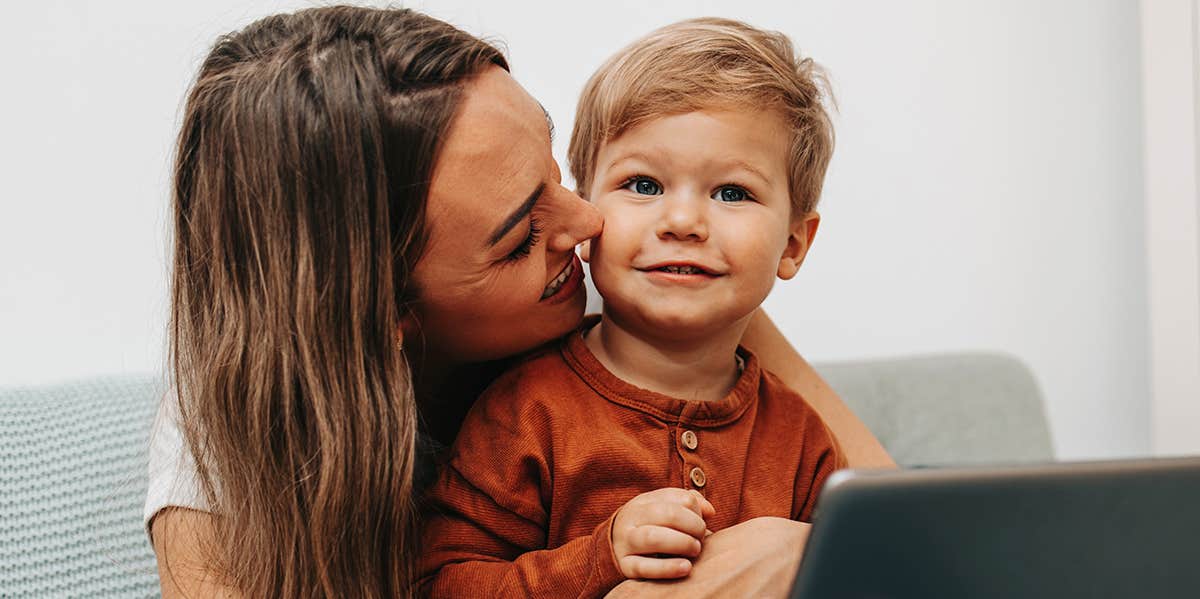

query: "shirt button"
(681, 430), (698, 451)
(690, 467), (707, 488)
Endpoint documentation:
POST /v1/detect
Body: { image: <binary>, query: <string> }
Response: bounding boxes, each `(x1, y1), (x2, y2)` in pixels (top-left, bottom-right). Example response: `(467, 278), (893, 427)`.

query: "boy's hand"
(611, 488), (716, 580)
(605, 517), (811, 599)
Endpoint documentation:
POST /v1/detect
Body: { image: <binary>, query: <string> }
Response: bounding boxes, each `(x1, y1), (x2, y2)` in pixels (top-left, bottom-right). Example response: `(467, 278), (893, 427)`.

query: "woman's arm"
(151, 508), (243, 599)
(742, 308), (896, 469)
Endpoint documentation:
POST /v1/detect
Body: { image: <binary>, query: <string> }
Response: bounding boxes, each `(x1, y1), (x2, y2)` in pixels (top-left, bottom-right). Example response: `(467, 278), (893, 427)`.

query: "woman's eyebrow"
(488, 183), (545, 246)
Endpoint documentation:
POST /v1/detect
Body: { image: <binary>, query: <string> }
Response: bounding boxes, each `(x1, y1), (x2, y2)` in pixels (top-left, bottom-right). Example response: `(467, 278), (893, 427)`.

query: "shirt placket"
(675, 422), (707, 497)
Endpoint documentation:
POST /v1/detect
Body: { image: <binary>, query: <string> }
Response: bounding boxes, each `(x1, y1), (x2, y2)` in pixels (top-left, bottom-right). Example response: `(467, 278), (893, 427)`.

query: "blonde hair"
(170, 6), (504, 597)
(568, 17), (834, 214)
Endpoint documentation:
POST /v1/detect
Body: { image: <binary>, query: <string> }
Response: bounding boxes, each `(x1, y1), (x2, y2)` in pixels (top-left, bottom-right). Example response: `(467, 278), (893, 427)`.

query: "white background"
(0, 1), (1182, 460)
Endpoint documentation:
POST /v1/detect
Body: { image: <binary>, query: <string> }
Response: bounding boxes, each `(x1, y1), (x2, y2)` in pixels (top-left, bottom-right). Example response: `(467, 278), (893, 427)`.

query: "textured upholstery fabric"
(0, 354), (1051, 595)
(815, 352), (1055, 467)
(0, 375), (162, 598)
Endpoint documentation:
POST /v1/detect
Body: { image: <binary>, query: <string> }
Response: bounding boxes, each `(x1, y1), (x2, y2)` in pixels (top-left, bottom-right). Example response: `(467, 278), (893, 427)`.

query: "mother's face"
(409, 67), (603, 363)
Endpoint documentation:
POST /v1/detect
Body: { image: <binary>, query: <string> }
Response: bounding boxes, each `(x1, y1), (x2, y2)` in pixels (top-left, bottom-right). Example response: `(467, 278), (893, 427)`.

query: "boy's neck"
(584, 311), (751, 402)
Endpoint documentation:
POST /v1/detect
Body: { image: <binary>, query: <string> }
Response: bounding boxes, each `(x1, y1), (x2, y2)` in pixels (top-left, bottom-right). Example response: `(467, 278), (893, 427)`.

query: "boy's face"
(583, 108), (818, 340)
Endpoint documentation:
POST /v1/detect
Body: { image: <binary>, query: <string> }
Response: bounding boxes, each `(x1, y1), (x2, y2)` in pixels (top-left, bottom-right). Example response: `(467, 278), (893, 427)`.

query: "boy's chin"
(622, 308), (742, 342)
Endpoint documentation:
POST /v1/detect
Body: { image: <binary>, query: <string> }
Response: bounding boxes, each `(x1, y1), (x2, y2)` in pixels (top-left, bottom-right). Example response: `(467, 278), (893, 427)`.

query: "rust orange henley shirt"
(418, 321), (844, 598)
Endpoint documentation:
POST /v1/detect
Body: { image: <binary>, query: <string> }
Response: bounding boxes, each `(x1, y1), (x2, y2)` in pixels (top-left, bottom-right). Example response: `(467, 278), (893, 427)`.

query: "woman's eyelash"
(505, 218), (542, 262)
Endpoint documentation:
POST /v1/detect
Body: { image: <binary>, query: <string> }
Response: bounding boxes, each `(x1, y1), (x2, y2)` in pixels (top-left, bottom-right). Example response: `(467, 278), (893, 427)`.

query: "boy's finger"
(618, 555), (693, 580)
(628, 525), (704, 558)
(637, 502), (708, 538)
(629, 488), (715, 521)
(687, 490), (716, 518)
(673, 489), (715, 519)
(635, 487), (695, 504)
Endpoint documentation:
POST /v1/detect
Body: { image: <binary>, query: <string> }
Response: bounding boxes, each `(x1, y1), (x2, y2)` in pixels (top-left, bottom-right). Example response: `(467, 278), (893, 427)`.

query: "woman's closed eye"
(621, 176), (662, 196)
(505, 217), (542, 262)
(712, 185), (753, 203)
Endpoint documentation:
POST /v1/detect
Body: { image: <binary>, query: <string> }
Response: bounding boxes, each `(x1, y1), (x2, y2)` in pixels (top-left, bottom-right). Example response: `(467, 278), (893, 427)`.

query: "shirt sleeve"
(143, 391), (209, 535)
(792, 418), (847, 523)
(417, 384), (625, 599)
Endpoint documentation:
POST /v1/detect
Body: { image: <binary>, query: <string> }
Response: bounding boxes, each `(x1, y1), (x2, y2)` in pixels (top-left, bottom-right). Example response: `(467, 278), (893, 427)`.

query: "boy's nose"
(656, 192), (709, 242)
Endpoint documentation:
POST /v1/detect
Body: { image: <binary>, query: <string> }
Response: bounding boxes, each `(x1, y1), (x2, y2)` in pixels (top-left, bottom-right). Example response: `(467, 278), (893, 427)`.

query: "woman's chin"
(541, 291), (589, 341)
(466, 299), (588, 362)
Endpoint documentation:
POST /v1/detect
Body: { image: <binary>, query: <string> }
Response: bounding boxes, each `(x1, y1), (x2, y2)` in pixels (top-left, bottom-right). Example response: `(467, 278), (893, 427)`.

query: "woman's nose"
(655, 192), (708, 242)
(545, 185), (603, 252)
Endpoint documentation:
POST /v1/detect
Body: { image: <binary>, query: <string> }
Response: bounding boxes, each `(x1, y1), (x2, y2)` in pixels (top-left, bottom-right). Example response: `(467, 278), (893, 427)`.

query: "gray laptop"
(789, 457), (1200, 599)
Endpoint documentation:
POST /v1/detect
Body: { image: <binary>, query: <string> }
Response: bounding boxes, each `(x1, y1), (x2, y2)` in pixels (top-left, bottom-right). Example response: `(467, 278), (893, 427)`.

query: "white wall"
(0, 1), (1155, 460)
(1141, 0), (1200, 456)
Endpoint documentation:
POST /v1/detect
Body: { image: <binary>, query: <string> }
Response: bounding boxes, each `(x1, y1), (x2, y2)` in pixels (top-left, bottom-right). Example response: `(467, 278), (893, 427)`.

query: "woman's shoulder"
(756, 364), (836, 431)
(420, 334), (577, 448)
(471, 337), (580, 422)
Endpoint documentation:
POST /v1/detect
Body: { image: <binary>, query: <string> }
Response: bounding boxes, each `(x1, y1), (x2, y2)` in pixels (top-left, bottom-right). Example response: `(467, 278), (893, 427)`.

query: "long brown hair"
(169, 7), (505, 597)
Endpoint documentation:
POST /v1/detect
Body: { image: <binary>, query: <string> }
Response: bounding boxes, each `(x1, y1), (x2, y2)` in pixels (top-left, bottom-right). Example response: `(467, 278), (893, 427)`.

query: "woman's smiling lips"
(540, 254), (584, 302)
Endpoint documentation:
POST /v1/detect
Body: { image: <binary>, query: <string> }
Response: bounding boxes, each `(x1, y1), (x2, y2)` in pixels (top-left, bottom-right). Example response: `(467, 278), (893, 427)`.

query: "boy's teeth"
(659, 265), (702, 274)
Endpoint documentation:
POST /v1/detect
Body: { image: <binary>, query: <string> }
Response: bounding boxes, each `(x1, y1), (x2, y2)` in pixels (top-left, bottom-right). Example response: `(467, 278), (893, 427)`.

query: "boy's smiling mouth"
(656, 265), (706, 275)
(637, 261), (723, 278)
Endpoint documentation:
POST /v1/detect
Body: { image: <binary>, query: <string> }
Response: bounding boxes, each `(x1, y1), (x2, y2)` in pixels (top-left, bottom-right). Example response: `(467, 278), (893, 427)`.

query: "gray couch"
(0, 353), (1052, 597)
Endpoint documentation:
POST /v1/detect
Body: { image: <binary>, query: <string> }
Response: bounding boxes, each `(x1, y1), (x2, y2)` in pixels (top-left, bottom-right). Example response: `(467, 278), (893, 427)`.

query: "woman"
(150, 6), (893, 598)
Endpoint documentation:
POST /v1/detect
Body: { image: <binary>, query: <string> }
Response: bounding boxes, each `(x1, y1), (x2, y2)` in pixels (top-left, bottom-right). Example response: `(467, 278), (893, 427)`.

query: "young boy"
(418, 18), (843, 598)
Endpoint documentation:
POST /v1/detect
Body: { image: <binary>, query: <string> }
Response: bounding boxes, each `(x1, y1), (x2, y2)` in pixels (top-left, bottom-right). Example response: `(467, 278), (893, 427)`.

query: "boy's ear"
(777, 211), (820, 280)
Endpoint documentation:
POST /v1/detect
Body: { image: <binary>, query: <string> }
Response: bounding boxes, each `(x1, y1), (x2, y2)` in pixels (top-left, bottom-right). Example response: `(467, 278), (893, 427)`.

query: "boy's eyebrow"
(607, 153), (775, 188)
(538, 102), (555, 141)
(605, 152), (654, 171)
(488, 183), (545, 247)
(728, 160), (773, 188)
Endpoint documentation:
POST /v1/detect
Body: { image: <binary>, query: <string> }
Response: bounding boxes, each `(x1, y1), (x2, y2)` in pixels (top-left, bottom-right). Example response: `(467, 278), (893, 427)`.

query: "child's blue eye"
(623, 177), (662, 196)
(714, 186), (749, 203)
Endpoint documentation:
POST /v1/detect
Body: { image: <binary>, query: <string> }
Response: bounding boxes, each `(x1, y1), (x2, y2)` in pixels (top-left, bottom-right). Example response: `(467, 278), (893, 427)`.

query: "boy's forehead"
(596, 109), (790, 178)
(602, 100), (773, 146)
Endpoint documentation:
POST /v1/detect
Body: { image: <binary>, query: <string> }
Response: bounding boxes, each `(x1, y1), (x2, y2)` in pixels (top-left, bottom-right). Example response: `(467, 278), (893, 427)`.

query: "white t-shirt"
(143, 394), (208, 533)
(142, 393), (443, 533)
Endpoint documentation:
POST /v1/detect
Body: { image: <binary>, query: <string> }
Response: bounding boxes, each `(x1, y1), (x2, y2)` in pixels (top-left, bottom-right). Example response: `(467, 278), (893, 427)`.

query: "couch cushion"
(0, 374), (162, 597)
(815, 352), (1054, 467)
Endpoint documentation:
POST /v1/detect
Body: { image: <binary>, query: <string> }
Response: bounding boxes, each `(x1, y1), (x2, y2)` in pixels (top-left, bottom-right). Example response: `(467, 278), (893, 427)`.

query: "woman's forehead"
(426, 69), (549, 243)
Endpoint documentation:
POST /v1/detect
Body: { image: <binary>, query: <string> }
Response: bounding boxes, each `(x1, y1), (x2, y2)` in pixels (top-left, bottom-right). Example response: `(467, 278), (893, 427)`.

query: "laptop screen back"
(789, 457), (1200, 599)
